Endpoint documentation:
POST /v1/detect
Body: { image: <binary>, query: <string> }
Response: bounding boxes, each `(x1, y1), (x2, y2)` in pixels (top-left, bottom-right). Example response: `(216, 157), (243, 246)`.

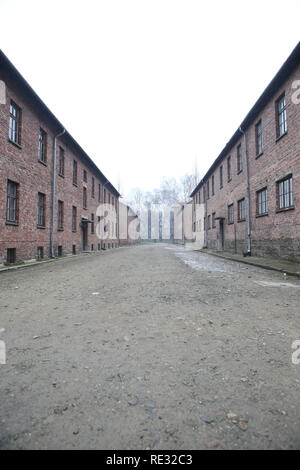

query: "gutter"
(239, 126), (251, 255)
(50, 128), (66, 258)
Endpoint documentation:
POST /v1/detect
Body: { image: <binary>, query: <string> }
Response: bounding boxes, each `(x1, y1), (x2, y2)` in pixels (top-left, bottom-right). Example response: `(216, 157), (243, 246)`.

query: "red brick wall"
(0, 69), (119, 264)
(193, 63), (300, 261)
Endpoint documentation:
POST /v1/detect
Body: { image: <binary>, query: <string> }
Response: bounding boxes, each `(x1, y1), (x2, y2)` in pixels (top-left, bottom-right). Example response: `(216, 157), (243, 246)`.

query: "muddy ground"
(0, 243), (299, 449)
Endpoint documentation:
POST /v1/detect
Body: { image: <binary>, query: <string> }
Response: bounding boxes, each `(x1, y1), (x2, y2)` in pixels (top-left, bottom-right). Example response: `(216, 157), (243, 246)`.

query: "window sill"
(228, 221), (234, 225)
(6, 220), (19, 226)
(58, 173), (64, 178)
(276, 205), (295, 213)
(8, 138), (22, 149)
(72, 229), (77, 233)
(238, 218), (246, 223)
(276, 131), (287, 143)
(228, 178), (232, 183)
(237, 170), (243, 175)
(57, 228), (64, 231)
(38, 159), (47, 167)
(37, 224), (46, 229)
(256, 212), (268, 218)
(73, 182), (78, 187)
(255, 151), (263, 160)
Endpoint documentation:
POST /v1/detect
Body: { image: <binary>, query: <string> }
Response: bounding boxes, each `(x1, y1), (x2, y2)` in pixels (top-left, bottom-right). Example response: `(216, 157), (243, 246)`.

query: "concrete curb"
(199, 250), (300, 279)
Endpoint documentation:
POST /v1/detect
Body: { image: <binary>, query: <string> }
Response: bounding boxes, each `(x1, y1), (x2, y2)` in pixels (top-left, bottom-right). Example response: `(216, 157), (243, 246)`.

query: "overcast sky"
(0, 0), (299, 197)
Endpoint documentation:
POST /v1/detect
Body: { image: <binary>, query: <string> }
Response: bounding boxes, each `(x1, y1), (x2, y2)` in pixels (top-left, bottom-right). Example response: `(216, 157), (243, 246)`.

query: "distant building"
(190, 42), (300, 261)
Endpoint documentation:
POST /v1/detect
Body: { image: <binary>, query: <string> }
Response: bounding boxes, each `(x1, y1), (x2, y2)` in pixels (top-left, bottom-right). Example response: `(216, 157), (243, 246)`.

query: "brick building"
(191, 42), (300, 262)
(0, 50), (121, 265)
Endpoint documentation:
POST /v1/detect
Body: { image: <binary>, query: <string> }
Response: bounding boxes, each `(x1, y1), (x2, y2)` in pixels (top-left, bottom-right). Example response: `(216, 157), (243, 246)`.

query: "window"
(108, 193), (111, 204)
(237, 144), (243, 173)
(91, 213), (95, 234)
(227, 156), (231, 181)
(257, 188), (268, 215)
(58, 200), (64, 229)
(58, 147), (65, 176)
(277, 175), (293, 210)
(104, 188), (106, 203)
(204, 216), (206, 231)
(92, 177), (95, 198)
(228, 204), (234, 224)
(57, 246), (63, 257)
(207, 181), (210, 199)
(91, 244), (94, 251)
(83, 170), (87, 182)
(37, 247), (44, 260)
(83, 187), (87, 209)
(37, 192), (46, 227)
(98, 183), (101, 202)
(255, 120), (263, 156)
(238, 198), (245, 221)
(212, 212), (216, 228)
(6, 180), (19, 223)
(73, 160), (78, 185)
(112, 196), (114, 206)
(38, 128), (47, 163)
(7, 248), (16, 264)
(72, 245), (76, 255)
(72, 206), (77, 232)
(212, 175), (215, 196)
(9, 100), (21, 145)
(207, 215), (211, 229)
(276, 94), (287, 138)
(220, 165), (223, 188)
(203, 185), (206, 203)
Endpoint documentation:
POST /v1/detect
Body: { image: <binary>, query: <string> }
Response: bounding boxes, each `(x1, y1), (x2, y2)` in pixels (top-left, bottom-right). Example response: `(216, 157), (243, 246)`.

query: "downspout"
(239, 126), (251, 255)
(101, 180), (109, 249)
(50, 128), (66, 258)
(204, 182), (208, 248)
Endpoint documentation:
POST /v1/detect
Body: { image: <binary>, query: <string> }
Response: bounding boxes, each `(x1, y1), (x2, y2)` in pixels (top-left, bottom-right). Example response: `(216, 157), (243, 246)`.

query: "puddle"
(254, 281), (300, 288)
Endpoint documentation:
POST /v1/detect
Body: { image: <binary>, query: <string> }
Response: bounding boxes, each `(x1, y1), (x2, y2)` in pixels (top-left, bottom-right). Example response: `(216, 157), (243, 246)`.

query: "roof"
(190, 41), (300, 197)
(0, 50), (121, 197)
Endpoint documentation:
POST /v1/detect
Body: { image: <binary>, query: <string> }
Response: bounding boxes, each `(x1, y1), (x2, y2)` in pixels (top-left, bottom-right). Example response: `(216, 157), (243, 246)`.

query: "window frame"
(256, 187), (268, 216)
(276, 93), (287, 139)
(58, 200), (64, 230)
(6, 180), (19, 224)
(238, 198), (246, 222)
(58, 146), (65, 177)
(277, 175), (293, 211)
(228, 203), (234, 224)
(37, 192), (46, 227)
(38, 127), (47, 164)
(9, 100), (21, 146)
(255, 120), (263, 157)
(237, 144), (243, 174)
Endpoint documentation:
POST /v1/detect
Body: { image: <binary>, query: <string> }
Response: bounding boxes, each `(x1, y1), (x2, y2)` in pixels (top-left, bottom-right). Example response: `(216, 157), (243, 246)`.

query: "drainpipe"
(101, 180), (110, 249)
(50, 128), (66, 258)
(239, 126), (251, 255)
(204, 182), (208, 248)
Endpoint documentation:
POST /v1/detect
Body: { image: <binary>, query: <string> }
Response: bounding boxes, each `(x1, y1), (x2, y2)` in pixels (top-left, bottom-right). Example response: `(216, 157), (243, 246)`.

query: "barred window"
(257, 188), (268, 215)
(276, 94), (287, 138)
(83, 187), (87, 209)
(73, 160), (78, 185)
(9, 100), (21, 145)
(220, 165), (223, 188)
(255, 120), (263, 156)
(58, 147), (65, 176)
(92, 177), (95, 198)
(212, 175), (214, 195)
(37, 192), (45, 227)
(228, 203), (234, 224)
(58, 200), (64, 229)
(72, 206), (77, 232)
(38, 128), (47, 163)
(227, 156), (231, 181)
(237, 144), (243, 173)
(83, 170), (87, 182)
(278, 176), (293, 209)
(6, 180), (19, 223)
(238, 198), (245, 221)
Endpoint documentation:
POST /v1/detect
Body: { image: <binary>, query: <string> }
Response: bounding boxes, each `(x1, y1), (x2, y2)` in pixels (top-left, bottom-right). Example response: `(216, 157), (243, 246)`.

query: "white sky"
(0, 0), (299, 197)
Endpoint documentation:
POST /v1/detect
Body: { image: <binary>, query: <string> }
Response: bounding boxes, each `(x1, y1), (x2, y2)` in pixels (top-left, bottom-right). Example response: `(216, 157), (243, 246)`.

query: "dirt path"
(0, 244), (299, 449)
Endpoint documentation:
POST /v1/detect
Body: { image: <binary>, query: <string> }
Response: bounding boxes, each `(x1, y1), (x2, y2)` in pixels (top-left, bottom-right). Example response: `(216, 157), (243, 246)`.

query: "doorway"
(81, 221), (88, 251)
(219, 219), (224, 251)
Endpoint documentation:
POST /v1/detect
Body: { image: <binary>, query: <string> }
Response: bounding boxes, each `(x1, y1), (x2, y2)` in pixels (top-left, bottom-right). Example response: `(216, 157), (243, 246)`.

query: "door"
(219, 219), (224, 251)
(82, 222), (88, 251)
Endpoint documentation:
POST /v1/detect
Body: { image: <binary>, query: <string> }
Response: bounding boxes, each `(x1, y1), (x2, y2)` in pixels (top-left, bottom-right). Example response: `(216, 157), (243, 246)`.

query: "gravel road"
(0, 243), (299, 449)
